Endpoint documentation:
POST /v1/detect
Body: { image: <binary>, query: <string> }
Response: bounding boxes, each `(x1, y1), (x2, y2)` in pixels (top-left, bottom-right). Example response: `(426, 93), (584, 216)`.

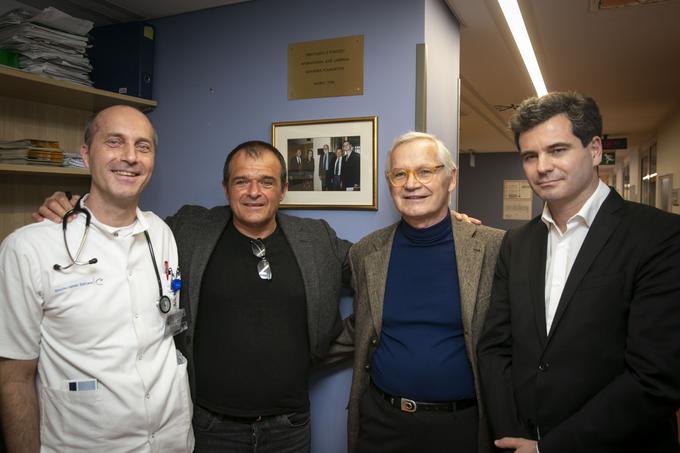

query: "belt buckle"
(400, 398), (417, 413)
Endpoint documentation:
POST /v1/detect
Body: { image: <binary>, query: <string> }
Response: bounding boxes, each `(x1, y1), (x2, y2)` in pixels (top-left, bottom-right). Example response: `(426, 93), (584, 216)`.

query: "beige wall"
(611, 131), (656, 203)
(656, 109), (680, 214)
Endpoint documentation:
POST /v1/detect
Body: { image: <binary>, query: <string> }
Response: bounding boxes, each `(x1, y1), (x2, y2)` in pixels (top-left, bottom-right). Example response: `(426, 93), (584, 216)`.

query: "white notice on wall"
(503, 180), (533, 220)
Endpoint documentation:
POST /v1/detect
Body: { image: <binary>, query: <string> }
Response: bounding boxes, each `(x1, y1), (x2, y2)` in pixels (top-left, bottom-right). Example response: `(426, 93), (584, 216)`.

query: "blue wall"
(143, 0), (431, 243)
(141, 1), (460, 452)
(458, 152), (543, 230)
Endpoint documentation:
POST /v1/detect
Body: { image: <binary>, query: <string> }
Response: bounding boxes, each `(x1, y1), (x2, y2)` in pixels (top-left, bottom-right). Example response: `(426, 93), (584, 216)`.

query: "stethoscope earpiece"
(53, 199), (97, 271)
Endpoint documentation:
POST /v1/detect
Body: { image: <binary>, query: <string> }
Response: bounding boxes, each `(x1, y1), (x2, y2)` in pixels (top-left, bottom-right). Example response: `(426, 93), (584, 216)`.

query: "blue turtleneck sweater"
(371, 215), (475, 401)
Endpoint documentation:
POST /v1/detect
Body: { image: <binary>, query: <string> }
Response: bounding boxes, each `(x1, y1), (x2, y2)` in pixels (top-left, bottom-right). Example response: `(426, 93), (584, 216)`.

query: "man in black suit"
(341, 140), (360, 190)
(318, 144), (333, 190)
(288, 148), (305, 191)
(331, 147), (344, 191)
(477, 91), (680, 453)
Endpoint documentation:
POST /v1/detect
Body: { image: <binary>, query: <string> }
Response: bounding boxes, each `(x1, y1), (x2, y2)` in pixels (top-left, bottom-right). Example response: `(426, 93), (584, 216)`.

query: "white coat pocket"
(40, 385), (107, 450)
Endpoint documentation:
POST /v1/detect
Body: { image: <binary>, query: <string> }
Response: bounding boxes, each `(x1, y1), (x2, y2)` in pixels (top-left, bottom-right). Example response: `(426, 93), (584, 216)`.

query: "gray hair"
(386, 131), (457, 174)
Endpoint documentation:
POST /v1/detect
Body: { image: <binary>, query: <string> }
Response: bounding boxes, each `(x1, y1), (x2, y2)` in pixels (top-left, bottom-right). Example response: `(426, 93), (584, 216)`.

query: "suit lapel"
(528, 220), (549, 344)
(453, 218), (484, 333)
(278, 214), (319, 351)
(188, 208), (229, 335)
(363, 225), (397, 335)
(547, 191), (623, 339)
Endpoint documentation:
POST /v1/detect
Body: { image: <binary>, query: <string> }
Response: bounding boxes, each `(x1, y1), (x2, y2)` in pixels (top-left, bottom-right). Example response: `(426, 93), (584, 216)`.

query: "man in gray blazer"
(34, 140), (351, 453)
(332, 132), (504, 453)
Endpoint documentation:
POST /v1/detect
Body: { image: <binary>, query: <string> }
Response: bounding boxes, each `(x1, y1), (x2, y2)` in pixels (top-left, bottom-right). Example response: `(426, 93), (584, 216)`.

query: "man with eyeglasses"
(33, 140), (351, 453)
(331, 131), (504, 453)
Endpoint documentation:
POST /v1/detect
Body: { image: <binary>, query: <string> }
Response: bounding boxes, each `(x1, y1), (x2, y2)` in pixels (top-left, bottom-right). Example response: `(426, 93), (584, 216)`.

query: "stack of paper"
(0, 139), (64, 166)
(0, 7), (94, 86)
(63, 152), (85, 168)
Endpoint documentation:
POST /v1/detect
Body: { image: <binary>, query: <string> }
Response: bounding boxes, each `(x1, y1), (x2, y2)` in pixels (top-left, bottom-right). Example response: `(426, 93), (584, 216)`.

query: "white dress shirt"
(542, 180), (610, 334)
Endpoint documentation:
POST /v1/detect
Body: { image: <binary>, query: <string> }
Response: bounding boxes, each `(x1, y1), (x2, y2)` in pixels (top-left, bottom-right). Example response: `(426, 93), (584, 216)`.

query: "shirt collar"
(80, 193), (149, 237)
(541, 180), (610, 230)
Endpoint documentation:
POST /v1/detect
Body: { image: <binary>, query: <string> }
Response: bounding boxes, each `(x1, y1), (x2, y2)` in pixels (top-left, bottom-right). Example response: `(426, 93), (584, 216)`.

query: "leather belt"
(197, 405), (266, 424)
(216, 413), (264, 424)
(370, 381), (476, 413)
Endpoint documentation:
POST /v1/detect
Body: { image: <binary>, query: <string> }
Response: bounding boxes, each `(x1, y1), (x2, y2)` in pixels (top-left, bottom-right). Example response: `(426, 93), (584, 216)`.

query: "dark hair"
(222, 140), (287, 188)
(509, 91), (602, 150)
(83, 105), (158, 148)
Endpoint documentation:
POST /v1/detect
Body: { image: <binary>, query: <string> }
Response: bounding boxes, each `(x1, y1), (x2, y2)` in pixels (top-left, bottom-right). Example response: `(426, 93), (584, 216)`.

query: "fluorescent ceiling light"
(498, 0), (548, 96)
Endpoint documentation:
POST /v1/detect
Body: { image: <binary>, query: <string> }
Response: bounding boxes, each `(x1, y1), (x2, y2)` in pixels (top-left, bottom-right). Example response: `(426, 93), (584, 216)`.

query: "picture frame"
(272, 116), (378, 210)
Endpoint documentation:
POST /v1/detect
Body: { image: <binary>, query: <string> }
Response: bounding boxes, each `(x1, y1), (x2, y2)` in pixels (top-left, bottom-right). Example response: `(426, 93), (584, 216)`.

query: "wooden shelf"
(0, 163), (90, 177)
(0, 65), (157, 112)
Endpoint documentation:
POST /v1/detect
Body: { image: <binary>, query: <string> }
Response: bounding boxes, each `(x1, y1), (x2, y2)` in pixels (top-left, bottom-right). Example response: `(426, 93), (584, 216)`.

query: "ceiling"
(449, 0), (680, 153)
(15, 0), (680, 154)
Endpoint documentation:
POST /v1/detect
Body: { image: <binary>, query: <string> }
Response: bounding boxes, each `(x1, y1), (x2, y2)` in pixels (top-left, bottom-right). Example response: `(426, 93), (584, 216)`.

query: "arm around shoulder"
(318, 218), (353, 289)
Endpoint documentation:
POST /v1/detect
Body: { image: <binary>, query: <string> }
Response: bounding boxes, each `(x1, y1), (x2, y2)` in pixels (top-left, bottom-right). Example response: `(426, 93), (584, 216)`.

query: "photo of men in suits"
(477, 91), (680, 453)
(332, 131), (504, 453)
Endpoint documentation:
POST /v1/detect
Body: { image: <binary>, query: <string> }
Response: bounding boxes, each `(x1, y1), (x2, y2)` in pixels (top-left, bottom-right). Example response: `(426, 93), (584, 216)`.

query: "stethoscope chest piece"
(159, 295), (172, 314)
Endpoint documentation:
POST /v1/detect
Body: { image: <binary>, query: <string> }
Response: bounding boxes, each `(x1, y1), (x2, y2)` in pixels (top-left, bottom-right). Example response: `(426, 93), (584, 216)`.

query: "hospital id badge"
(164, 307), (188, 338)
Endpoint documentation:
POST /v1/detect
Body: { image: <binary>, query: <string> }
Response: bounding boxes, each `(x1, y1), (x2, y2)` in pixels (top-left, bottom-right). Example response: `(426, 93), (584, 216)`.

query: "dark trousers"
(193, 404), (311, 453)
(357, 383), (478, 453)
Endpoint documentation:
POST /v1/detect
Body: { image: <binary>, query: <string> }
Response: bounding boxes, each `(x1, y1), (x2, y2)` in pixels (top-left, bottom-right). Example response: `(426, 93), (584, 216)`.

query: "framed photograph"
(272, 116), (378, 210)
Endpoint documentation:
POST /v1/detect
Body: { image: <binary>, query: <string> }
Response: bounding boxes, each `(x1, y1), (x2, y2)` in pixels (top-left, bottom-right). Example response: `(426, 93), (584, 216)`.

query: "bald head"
(84, 105), (158, 149)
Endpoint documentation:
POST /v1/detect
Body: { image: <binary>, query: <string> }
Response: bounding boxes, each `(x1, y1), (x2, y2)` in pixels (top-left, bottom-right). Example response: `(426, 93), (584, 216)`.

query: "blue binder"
(89, 22), (155, 100)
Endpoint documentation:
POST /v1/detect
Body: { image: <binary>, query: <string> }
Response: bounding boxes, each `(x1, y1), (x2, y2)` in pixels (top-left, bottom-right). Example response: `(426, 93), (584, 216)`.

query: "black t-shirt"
(193, 221), (310, 416)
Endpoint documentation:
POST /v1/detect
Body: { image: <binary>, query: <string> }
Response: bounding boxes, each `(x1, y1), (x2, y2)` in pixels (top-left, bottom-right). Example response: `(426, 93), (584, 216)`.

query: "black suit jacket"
(341, 151), (360, 189)
(288, 156), (304, 183)
(478, 189), (680, 453)
(319, 152), (330, 176)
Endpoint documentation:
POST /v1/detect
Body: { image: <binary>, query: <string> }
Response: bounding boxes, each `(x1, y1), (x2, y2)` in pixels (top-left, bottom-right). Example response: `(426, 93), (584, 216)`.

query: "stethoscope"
(53, 199), (178, 314)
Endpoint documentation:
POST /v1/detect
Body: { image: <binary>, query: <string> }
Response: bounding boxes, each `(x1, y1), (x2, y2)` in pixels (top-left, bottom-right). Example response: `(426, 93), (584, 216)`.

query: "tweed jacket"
(165, 205), (351, 397)
(332, 215), (504, 453)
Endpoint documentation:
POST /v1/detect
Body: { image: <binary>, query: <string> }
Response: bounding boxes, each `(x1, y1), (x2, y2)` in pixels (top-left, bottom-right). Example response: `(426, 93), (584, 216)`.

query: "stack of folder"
(0, 7), (93, 86)
(0, 139), (64, 166)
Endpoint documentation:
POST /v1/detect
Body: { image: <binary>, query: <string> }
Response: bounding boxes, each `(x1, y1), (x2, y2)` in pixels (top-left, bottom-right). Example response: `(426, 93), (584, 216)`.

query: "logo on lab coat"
(54, 277), (104, 293)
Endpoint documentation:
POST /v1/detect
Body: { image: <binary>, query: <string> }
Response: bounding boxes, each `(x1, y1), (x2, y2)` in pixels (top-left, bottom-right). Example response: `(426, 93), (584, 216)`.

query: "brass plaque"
(288, 35), (364, 100)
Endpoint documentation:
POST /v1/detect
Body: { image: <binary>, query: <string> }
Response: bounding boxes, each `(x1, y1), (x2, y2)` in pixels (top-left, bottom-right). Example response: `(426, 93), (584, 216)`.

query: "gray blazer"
(332, 215), (504, 453)
(165, 205), (351, 397)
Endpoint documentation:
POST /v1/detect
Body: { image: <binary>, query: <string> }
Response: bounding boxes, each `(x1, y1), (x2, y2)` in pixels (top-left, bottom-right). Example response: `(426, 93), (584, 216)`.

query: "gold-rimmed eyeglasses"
(250, 239), (272, 280)
(385, 165), (445, 187)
